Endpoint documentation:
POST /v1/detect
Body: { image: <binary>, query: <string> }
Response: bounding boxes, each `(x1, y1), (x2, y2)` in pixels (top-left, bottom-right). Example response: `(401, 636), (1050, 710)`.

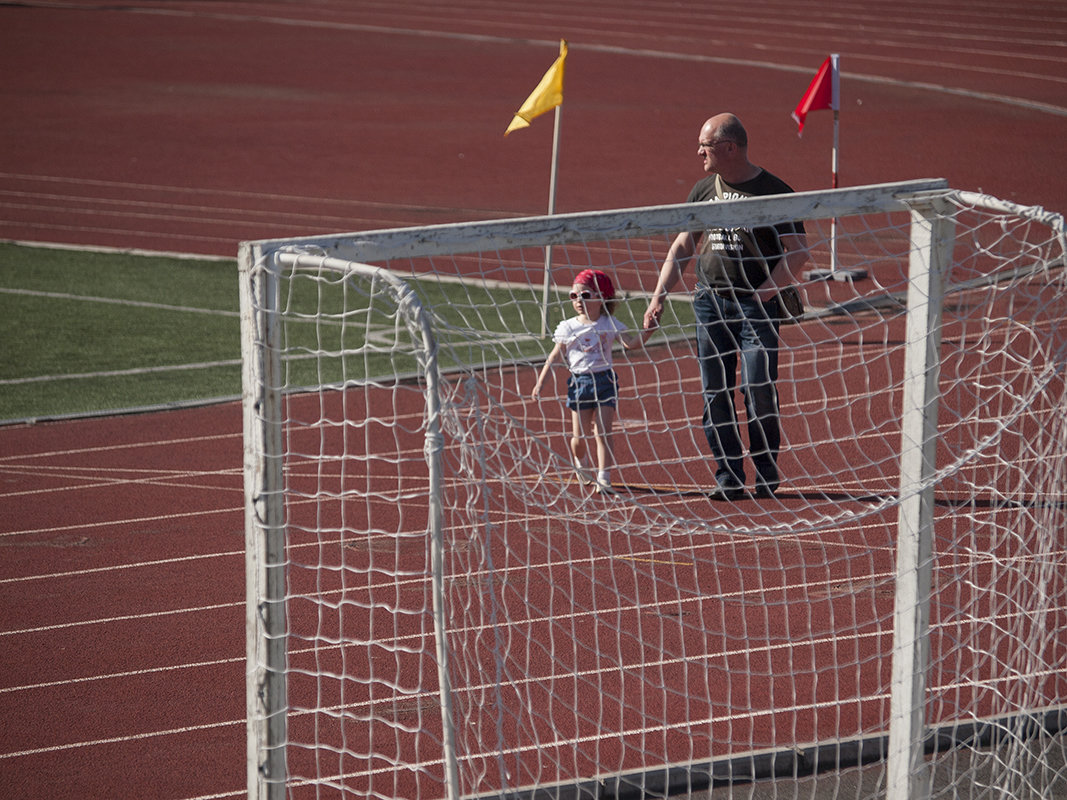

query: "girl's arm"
(620, 316), (657, 351)
(532, 342), (566, 398)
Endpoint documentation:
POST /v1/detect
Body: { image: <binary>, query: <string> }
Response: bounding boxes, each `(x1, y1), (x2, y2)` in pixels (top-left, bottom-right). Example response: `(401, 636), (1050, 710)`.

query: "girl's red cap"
(574, 269), (615, 299)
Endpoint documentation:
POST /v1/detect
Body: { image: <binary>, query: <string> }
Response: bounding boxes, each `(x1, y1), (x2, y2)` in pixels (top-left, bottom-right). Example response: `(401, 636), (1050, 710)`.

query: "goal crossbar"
(249, 178), (949, 262)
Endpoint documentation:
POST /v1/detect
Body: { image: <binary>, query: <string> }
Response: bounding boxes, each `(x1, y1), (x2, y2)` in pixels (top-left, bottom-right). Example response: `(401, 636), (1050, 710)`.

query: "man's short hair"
(719, 116), (748, 148)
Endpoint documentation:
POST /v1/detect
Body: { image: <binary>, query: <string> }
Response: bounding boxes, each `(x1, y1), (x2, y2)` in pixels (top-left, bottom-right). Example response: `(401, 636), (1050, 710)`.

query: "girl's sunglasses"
(569, 291), (596, 300)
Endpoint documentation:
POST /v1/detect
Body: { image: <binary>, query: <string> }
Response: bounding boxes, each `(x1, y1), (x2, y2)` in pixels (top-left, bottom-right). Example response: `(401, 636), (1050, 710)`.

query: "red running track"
(1, 2), (1066, 798)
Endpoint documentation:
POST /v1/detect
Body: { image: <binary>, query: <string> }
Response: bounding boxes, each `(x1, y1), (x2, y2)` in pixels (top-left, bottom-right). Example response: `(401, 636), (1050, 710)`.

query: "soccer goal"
(239, 179), (1067, 800)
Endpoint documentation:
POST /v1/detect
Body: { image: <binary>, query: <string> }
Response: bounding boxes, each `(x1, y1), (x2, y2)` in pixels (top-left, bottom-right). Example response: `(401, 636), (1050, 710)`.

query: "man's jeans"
(693, 289), (781, 490)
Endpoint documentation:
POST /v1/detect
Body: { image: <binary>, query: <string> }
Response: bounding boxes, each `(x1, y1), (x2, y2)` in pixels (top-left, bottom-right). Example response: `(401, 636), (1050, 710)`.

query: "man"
(643, 113), (809, 500)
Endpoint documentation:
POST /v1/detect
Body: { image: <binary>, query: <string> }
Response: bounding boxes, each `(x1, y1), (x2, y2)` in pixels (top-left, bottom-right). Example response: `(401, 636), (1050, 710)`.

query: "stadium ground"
(1, 2), (1065, 798)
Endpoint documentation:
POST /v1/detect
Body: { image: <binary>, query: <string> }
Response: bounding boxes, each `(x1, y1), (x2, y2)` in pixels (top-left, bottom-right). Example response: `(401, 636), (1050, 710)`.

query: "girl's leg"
(593, 404), (617, 492)
(570, 408), (596, 483)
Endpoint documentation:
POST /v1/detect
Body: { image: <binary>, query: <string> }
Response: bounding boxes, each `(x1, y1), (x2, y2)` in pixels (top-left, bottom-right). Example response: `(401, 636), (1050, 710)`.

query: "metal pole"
(886, 192), (954, 800)
(240, 243), (289, 800)
(539, 103), (562, 337)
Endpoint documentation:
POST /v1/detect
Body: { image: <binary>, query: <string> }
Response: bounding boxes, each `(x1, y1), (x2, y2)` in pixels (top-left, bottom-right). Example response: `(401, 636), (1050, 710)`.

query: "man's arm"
(754, 231), (809, 302)
(643, 230), (698, 328)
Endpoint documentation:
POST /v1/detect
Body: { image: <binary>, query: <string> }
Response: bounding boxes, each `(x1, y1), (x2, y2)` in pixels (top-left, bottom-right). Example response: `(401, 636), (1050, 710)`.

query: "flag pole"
(830, 53), (840, 274)
(797, 53), (864, 282)
(540, 104), (562, 336)
(830, 109), (838, 271)
(503, 38), (568, 336)
(828, 54), (866, 281)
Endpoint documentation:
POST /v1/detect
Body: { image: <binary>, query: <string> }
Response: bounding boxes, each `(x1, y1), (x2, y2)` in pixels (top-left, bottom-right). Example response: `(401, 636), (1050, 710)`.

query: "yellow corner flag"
(505, 40), (568, 136)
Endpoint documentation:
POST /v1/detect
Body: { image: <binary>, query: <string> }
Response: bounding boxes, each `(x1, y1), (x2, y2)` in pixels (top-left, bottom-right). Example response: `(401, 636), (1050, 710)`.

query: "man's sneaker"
(595, 479), (615, 495)
(707, 483), (745, 502)
(754, 482), (779, 499)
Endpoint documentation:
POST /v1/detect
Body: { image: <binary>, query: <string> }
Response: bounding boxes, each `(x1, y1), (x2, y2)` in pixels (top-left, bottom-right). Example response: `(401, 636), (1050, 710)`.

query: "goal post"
(240, 249), (463, 799)
(240, 180), (1067, 799)
(239, 238), (287, 799)
(887, 192), (953, 800)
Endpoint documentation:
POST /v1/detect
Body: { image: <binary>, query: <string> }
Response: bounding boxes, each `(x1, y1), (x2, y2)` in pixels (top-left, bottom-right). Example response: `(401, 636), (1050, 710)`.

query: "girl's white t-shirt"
(552, 314), (628, 374)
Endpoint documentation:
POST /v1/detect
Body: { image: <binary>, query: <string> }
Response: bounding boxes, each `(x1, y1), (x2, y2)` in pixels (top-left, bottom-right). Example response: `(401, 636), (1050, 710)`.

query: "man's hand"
(643, 298), (664, 330)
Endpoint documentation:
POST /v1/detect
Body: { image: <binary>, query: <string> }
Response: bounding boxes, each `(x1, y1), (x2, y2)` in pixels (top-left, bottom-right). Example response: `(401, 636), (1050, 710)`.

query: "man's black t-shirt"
(687, 169), (805, 292)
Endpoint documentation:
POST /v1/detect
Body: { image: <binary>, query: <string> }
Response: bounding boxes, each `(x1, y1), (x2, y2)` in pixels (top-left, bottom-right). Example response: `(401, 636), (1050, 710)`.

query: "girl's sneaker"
(573, 463), (594, 486)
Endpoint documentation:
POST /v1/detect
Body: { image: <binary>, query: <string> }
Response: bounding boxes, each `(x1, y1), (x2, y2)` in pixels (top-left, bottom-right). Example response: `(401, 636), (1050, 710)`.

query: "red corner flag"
(792, 55), (839, 135)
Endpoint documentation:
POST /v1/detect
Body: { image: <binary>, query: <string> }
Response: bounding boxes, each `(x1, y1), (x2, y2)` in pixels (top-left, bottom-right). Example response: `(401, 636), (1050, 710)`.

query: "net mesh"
(243, 186), (1067, 799)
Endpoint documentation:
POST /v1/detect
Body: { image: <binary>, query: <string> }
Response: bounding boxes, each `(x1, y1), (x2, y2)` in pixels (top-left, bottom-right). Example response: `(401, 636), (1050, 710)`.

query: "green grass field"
(0, 243), (243, 422)
(0, 242), (681, 424)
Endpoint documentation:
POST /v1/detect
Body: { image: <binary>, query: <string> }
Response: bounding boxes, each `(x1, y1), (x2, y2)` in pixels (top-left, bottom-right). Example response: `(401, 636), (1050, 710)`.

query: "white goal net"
(239, 180), (1067, 800)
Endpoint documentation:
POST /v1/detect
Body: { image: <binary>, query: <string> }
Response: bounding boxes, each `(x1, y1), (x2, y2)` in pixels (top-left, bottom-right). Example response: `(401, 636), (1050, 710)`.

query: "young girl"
(532, 269), (655, 494)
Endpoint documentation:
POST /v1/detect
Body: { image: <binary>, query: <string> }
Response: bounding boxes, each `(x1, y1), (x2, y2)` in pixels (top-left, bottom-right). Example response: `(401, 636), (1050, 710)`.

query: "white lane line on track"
(11, 3), (1064, 114)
